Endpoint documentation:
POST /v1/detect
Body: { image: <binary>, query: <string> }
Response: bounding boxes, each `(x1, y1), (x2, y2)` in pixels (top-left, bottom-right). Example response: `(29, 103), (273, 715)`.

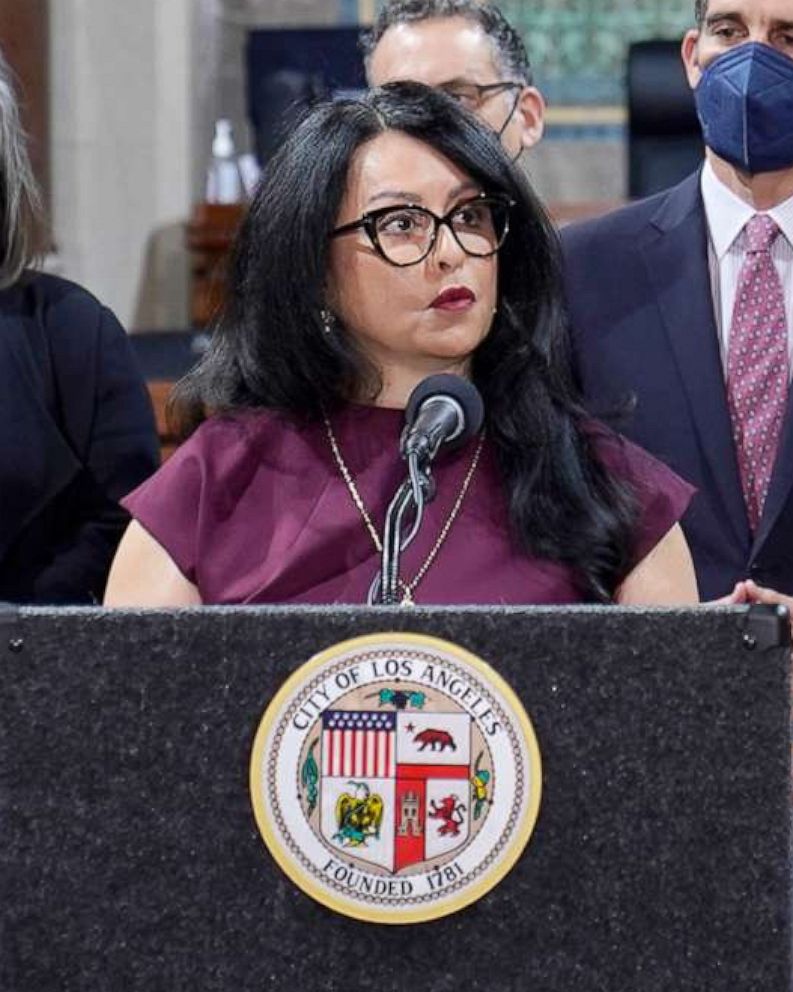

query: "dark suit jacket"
(0, 272), (159, 603)
(561, 171), (793, 600)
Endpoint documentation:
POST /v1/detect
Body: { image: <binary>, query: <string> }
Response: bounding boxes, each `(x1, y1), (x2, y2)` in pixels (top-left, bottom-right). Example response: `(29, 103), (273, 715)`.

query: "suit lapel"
(639, 173), (750, 551)
(750, 381), (793, 557)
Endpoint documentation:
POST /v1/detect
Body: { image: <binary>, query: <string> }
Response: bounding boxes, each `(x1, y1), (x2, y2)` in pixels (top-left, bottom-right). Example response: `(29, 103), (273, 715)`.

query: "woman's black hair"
(174, 81), (637, 602)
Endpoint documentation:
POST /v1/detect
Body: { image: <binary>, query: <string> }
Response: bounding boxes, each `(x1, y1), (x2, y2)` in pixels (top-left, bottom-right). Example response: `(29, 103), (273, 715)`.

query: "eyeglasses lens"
(373, 199), (509, 265)
(452, 199), (508, 257)
(374, 208), (434, 265)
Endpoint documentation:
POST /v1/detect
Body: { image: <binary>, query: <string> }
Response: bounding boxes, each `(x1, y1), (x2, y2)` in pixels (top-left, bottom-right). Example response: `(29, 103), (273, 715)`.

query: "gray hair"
(0, 49), (43, 287)
(361, 0), (533, 86)
(695, 0), (707, 25)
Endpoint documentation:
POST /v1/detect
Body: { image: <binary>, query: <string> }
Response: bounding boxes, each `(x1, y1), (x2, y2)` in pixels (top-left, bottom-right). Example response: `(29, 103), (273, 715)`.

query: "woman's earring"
(320, 309), (336, 335)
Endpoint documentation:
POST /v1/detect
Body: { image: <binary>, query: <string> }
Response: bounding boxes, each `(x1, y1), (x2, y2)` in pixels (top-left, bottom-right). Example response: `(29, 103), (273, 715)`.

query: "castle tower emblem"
(398, 791), (423, 837)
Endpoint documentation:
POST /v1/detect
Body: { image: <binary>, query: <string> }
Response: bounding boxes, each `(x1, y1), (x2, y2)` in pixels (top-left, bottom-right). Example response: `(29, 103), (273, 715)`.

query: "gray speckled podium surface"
(1, 606), (790, 991)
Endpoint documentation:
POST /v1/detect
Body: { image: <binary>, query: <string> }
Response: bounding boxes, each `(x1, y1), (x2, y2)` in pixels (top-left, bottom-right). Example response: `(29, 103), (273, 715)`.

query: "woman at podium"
(105, 83), (698, 608)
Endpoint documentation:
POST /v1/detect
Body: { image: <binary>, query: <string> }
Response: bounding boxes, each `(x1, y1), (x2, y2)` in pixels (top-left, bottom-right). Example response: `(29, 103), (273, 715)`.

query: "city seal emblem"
(249, 632), (542, 924)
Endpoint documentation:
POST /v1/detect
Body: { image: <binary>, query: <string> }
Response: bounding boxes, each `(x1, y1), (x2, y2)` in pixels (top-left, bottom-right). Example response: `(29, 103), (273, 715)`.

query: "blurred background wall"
(4, 0), (694, 331)
(49, 0), (193, 330)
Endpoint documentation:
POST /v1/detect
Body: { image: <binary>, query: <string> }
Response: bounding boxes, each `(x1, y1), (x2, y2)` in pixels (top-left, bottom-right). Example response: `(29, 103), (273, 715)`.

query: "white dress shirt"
(701, 160), (793, 376)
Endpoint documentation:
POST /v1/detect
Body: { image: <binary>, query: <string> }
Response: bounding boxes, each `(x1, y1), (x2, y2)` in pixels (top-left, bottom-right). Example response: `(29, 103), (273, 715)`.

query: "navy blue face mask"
(694, 42), (793, 174)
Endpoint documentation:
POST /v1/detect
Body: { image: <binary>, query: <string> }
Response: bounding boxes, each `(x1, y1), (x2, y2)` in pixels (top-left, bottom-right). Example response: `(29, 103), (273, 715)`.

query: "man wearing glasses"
(362, 0), (545, 160)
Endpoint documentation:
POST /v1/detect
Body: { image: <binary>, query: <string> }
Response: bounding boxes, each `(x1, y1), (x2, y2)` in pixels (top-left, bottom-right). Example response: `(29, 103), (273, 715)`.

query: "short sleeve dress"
(122, 405), (694, 605)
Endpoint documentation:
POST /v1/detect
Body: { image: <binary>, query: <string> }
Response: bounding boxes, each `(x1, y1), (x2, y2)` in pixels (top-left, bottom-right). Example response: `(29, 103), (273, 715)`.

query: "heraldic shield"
(319, 709), (473, 873)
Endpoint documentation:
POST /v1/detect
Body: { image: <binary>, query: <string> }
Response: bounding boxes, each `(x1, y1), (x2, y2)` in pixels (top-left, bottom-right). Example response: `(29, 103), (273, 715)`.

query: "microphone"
(400, 374), (484, 465)
(372, 375), (483, 605)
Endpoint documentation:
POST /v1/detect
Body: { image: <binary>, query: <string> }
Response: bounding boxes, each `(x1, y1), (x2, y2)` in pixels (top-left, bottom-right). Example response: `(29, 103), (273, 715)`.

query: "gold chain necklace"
(323, 413), (484, 605)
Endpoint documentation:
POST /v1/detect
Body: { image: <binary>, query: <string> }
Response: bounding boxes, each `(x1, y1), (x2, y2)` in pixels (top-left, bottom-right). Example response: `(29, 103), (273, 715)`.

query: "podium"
(1, 605), (790, 990)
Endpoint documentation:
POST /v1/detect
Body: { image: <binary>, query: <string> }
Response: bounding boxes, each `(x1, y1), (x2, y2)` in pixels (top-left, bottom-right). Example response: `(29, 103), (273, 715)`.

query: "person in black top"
(0, 48), (159, 603)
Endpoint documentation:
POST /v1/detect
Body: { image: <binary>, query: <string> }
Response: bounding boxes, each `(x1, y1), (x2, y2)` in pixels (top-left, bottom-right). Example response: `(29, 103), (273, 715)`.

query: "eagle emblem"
(333, 781), (385, 847)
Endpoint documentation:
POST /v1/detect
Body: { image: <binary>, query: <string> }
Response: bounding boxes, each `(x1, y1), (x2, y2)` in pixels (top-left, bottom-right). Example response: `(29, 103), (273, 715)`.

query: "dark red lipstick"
(430, 286), (476, 311)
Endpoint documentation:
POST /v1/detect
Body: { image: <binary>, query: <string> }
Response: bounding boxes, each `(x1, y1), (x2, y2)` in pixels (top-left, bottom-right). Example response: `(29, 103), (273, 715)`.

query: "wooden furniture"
(185, 203), (245, 327)
(147, 380), (178, 461)
(129, 330), (210, 461)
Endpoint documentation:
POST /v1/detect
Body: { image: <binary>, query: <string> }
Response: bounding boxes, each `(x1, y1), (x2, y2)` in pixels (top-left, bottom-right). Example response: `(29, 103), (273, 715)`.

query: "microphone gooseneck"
(372, 375), (484, 606)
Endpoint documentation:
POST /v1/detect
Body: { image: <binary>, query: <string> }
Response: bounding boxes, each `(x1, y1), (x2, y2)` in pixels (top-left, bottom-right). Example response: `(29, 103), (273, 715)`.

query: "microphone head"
(402, 374), (484, 459)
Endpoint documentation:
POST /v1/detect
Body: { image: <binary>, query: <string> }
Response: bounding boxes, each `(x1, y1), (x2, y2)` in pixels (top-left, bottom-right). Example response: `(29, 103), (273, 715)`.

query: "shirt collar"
(768, 186), (793, 250)
(701, 159), (793, 256)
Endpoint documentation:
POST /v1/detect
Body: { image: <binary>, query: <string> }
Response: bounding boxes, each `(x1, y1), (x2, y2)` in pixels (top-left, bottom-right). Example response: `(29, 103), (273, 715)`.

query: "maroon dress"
(122, 405), (694, 605)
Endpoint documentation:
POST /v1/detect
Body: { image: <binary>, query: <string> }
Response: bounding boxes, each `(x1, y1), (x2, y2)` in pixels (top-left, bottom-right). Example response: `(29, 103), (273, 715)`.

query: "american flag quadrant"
(322, 709), (396, 779)
(319, 709), (473, 873)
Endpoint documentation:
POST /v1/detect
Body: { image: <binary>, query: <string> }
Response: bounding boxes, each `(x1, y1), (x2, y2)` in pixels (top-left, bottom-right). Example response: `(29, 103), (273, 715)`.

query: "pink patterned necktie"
(726, 214), (790, 531)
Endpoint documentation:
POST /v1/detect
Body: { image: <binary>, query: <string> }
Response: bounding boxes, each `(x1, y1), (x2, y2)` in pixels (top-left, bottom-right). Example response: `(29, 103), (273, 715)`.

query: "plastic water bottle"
(206, 119), (243, 204)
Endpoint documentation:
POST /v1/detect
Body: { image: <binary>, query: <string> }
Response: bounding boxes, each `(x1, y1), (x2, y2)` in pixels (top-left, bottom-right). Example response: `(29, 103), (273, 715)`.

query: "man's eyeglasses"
(438, 81), (523, 112)
(330, 192), (514, 268)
